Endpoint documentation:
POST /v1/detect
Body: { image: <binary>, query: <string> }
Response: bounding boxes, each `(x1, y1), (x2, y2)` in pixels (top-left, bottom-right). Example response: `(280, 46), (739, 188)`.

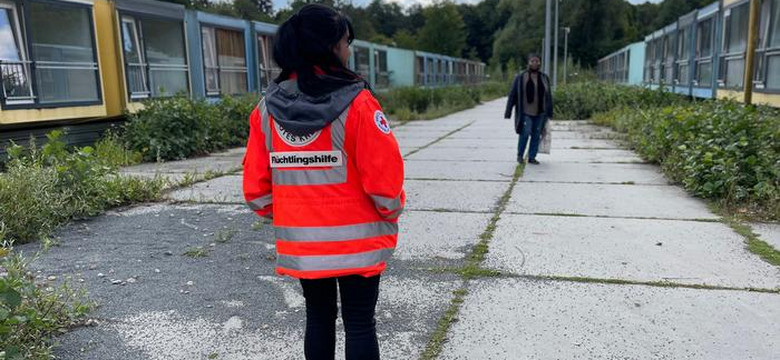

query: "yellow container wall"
(0, 106), (107, 126)
(94, 0), (124, 118)
(717, 89), (743, 101)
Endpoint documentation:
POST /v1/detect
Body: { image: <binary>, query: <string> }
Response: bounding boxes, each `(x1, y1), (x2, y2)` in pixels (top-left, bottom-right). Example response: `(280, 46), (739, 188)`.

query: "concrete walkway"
(21, 98), (779, 359)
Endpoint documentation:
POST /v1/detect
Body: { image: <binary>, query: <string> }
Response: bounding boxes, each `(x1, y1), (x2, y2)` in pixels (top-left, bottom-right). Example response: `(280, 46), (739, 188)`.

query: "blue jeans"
(518, 114), (545, 161)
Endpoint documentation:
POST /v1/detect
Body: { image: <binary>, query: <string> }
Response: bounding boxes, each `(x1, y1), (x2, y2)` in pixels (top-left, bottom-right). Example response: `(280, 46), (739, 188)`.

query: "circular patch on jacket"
(274, 122), (321, 147)
(374, 110), (391, 134)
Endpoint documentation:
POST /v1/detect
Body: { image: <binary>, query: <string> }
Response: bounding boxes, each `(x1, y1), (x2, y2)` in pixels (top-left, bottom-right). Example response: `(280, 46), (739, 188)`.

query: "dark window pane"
(29, 3), (99, 104)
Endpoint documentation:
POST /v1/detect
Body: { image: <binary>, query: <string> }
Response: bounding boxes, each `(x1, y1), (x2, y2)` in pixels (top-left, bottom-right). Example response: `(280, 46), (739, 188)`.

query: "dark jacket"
(504, 71), (553, 134)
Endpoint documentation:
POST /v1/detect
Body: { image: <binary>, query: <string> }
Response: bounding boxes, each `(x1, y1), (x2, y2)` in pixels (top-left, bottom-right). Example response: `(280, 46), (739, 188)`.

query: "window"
(201, 26), (247, 96)
(676, 28), (690, 84)
(759, 0), (780, 89)
(122, 17), (148, 98)
(695, 18), (714, 87)
(415, 56), (424, 85)
(257, 35), (280, 92)
(354, 46), (370, 80)
(645, 40), (654, 82)
(29, 1), (99, 104)
(120, 16), (188, 100)
(720, 4), (750, 88)
(426, 58), (434, 85)
(663, 33), (675, 84)
(374, 50), (389, 88)
(0, 1), (33, 104)
(144, 19), (188, 97)
(654, 39), (663, 83)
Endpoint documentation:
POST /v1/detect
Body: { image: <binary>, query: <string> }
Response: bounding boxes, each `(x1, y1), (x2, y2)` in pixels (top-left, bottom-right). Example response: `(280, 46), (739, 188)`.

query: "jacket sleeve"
(354, 95), (406, 221)
(242, 105), (273, 219)
(504, 75), (519, 119)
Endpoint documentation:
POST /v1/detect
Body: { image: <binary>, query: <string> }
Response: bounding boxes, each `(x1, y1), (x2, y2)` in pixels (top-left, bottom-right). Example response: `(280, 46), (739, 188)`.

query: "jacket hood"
(265, 79), (365, 137)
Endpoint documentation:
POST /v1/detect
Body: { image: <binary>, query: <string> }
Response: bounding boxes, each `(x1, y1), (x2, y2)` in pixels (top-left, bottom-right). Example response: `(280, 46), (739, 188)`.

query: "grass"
(418, 287), (468, 360)
(214, 229), (237, 243)
(183, 247), (209, 258)
(0, 248), (94, 359)
(716, 209), (780, 267)
(514, 274), (780, 294)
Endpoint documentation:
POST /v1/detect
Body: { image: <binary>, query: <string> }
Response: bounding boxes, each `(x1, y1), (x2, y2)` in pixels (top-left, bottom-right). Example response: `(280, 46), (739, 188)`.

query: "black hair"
(528, 53), (541, 62)
(273, 4), (366, 97)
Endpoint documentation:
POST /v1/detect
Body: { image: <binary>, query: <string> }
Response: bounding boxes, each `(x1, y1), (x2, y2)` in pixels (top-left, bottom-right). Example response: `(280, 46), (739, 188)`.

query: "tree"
(233, 0), (274, 22)
(417, 2), (467, 57)
(458, 0), (509, 62)
(393, 29), (417, 50)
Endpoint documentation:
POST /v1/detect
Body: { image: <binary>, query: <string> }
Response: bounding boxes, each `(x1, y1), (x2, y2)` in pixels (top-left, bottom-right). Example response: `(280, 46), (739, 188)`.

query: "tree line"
(160, 0), (714, 72)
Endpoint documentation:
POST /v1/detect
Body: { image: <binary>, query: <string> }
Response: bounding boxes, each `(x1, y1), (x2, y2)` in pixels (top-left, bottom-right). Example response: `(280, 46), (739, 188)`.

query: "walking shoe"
(528, 159), (540, 165)
(517, 157), (525, 164)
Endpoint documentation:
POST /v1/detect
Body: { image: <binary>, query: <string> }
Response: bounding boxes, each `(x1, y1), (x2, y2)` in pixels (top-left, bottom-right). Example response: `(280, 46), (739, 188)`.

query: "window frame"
(117, 11), (190, 101)
(694, 16), (715, 87)
(200, 24), (249, 97)
(256, 33), (280, 93)
(1, 0), (102, 110)
(755, 0), (780, 92)
(0, 0), (34, 105)
(719, 2), (750, 89)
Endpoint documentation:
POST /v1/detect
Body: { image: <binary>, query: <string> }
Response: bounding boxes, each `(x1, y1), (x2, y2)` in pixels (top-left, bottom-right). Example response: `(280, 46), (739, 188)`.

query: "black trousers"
(299, 275), (381, 360)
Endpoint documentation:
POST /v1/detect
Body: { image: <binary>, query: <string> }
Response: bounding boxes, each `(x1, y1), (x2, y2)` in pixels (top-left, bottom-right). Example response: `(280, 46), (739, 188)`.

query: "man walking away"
(504, 54), (553, 164)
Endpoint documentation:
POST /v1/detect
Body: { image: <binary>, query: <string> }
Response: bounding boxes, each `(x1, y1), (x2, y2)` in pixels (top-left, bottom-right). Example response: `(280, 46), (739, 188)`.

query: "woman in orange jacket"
(242, 4), (405, 360)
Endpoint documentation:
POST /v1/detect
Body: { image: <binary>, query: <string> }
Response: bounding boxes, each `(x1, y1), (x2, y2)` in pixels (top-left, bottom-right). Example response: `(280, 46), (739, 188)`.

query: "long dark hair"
(273, 4), (365, 97)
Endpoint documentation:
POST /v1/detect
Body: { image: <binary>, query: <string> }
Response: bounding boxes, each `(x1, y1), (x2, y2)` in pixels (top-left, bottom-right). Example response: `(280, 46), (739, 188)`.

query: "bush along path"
(6, 98), (777, 359)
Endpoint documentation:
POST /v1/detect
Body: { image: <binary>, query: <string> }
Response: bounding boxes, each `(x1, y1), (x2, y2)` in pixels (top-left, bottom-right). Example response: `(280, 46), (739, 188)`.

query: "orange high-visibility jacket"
(243, 80), (405, 279)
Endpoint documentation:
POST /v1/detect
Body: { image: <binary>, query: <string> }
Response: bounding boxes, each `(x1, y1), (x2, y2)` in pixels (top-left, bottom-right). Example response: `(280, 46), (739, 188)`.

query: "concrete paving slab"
(121, 156), (242, 175)
(168, 175), (243, 204)
(507, 182), (718, 220)
(17, 204), (457, 360)
(404, 160), (516, 181)
(434, 138), (518, 149)
(752, 222), (780, 250)
(395, 210), (491, 261)
(392, 131), (446, 140)
(542, 149), (645, 163)
(209, 147), (246, 157)
(406, 146), (515, 162)
(520, 162), (668, 185)
(119, 172), (191, 186)
(447, 130), (519, 140)
(553, 130), (626, 140)
(440, 278), (780, 360)
(397, 137), (434, 150)
(393, 128), (454, 137)
(432, 138), (620, 150)
(404, 179), (508, 212)
(485, 214), (780, 288)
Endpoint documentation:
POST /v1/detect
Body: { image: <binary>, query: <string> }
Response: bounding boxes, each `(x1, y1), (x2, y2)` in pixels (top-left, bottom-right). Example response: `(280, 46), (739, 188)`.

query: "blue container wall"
(628, 42), (646, 85)
(185, 10), (205, 99)
(187, 11), (256, 99)
(387, 48), (415, 87)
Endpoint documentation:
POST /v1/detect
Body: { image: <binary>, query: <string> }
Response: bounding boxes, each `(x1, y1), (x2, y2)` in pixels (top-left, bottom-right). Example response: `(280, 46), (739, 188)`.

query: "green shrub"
(378, 82), (508, 121)
(122, 95), (259, 162)
(0, 246), (91, 360)
(0, 132), (166, 244)
(553, 82), (685, 120)
(594, 101), (779, 219)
